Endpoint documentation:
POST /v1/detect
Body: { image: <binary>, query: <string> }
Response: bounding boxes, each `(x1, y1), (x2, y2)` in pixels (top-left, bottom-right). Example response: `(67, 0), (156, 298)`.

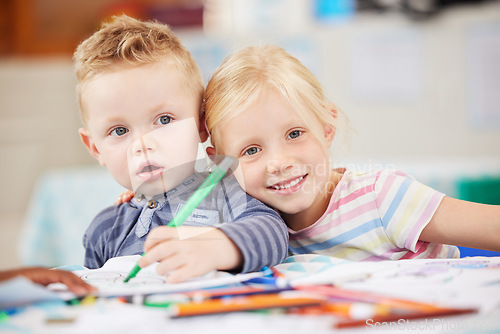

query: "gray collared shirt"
(83, 172), (288, 273)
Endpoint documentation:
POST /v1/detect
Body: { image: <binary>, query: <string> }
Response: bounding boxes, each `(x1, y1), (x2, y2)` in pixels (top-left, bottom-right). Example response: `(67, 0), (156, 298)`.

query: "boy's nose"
(132, 135), (157, 155)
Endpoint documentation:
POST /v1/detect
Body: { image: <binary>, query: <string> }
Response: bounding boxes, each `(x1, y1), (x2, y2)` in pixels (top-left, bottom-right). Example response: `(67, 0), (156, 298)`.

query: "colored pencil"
(168, 291), (326, 317)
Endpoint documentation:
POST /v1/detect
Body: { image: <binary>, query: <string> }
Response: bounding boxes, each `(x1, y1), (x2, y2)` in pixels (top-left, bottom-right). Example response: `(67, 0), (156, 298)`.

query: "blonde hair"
(205, 45), (338, 153)
(74, 15), (203, 125)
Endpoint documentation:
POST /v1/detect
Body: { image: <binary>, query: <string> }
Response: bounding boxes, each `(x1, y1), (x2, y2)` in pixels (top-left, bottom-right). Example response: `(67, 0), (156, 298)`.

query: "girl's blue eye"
(110, 127), (128, 137)
(244, 147), (261, 156)
(288, 130), (302, 139)
(156, 115), (172, 125)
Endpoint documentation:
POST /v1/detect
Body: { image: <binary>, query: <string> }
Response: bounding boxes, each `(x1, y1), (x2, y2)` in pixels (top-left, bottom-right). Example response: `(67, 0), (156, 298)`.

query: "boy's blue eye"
(244, 147), (261, 156)
(288, 130), (302, 139)
(156, 115), (172, 125)
(110, 127), (128, 137)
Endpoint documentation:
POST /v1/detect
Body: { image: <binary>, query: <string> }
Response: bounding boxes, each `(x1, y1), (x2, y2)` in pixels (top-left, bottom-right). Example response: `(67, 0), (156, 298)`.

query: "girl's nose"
(266, 153), (293, 175)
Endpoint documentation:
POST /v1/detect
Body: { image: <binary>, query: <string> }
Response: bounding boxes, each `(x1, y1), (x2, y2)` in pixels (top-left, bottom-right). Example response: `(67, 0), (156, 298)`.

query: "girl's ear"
(79, 128), (105, 166)
(206, 146), (228, 167)
(324, 103), (338, 145)
(206, 146), (216, 157)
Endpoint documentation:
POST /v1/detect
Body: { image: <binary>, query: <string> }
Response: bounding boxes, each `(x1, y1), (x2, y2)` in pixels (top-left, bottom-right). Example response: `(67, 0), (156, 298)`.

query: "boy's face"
(79, 60), (205, 197)
(217, 89), (334, 217)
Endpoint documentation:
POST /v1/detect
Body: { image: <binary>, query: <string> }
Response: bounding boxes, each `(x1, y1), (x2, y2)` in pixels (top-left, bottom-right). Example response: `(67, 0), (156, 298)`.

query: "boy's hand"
(139, 226), (242, 283)
(0, 267), (97, 295)
(114, 190), (135, 204)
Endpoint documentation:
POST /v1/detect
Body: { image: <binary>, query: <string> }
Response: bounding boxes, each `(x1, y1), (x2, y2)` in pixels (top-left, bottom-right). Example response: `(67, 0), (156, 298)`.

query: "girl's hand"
(114, 190), (135, 204)
(0, 267), (97, 295)
(138, 226), (242, 283)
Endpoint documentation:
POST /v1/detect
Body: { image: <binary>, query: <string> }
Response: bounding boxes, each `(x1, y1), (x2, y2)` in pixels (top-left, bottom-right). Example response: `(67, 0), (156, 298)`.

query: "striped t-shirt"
(289, 169), (459, 260)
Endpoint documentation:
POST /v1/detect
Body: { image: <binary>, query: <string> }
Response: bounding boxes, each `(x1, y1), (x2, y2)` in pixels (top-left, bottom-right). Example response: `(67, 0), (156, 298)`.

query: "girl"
(203, 45), (500, 260)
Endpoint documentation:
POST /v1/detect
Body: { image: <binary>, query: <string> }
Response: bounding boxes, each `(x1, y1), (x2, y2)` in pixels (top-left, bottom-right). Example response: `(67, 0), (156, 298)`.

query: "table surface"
(3, 255), (500, 334)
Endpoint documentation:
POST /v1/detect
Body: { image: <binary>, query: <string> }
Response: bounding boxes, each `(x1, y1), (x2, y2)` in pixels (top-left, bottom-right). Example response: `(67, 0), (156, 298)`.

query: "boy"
(73, 16), (288, 283)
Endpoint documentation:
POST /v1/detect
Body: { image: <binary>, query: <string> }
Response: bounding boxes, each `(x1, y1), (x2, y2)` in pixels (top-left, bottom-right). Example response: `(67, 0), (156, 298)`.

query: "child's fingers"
(160, 252), (213, 283)
(155, 254), (185, 277)
(143, 226), (178, 252)
(20, 268), (97, 295)
(56, 271), (97, 295)
(114, 190), (135, 204)
(166, 265), (197, 284)
(139, 239), (178, 268)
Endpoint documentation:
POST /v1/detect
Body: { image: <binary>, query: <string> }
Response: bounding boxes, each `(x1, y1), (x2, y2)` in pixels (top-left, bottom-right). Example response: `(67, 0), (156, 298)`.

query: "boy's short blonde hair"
(204, 45), (337, 153)
(74, 15), (204, 125)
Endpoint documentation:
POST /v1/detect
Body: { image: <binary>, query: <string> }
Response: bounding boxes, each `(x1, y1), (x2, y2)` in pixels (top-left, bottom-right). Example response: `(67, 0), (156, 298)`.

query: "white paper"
(50, 255), (265, 299)
(283, 256), (500, 312)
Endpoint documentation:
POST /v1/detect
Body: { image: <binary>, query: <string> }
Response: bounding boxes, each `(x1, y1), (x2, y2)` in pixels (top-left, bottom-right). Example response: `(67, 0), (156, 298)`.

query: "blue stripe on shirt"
(289, 218), (381, 253)
(381, 177), (412, 228)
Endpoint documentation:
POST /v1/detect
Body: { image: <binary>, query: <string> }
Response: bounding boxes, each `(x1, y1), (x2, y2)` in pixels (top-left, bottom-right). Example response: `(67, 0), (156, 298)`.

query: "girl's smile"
(267, 174), (307, 193)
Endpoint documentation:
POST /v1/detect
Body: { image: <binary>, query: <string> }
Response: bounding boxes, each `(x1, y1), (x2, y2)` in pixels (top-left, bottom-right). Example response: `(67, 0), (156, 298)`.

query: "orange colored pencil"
(168, 291), (326, 317)
(295, 285), (442, 311)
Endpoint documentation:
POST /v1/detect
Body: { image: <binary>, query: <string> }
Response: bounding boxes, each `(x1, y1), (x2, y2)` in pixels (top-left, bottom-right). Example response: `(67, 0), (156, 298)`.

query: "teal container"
(456, 175), (500, 257)
(457, 175), (500, 205)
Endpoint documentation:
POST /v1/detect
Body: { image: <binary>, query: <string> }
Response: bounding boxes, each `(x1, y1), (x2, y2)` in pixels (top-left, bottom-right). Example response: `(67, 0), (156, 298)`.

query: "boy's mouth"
(140, 165), (161, 173)
(267, 174), (306, 192)
(136, 163), (164, 181)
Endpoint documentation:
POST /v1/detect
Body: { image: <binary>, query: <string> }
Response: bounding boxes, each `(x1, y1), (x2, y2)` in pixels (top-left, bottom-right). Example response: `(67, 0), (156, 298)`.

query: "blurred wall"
(0, 59), (95, 268)
(1, 1), (499, 268)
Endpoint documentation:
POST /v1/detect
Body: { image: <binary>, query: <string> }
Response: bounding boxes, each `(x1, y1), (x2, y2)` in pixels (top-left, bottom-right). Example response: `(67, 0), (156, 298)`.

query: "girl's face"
(217, 89), (335, 229)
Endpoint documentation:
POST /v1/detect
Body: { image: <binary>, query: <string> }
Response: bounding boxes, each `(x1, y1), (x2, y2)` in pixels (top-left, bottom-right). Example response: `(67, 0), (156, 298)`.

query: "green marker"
(123, 256), (144, 283)
(123, 156), (236, 283)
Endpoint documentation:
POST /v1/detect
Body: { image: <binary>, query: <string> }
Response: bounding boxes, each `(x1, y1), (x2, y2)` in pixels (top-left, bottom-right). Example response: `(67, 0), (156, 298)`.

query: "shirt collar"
(131, 172), (203, 207)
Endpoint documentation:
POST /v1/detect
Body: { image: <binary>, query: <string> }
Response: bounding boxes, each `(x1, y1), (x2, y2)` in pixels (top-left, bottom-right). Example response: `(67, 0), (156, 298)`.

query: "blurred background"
(1, 0), (499, 269)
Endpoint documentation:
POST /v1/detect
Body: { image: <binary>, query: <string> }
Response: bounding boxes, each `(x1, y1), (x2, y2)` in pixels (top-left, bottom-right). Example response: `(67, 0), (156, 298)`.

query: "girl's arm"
(420, 196), (500, 251)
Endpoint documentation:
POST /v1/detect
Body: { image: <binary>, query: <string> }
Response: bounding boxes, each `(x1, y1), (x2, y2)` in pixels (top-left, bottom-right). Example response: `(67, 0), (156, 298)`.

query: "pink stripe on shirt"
(329, 184), (374, 213)
(400, 242), (428, 259)
(301, 200), (379, 239)
(374, 171), (397, 208)
(404, 191), (444, 250)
